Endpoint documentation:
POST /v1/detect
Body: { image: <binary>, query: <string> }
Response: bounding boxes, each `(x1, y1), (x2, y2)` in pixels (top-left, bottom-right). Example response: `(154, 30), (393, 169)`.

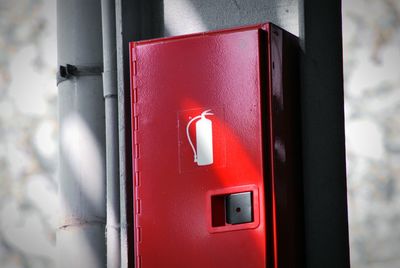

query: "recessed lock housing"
(209, 187), (257, 232)
(225, 192), (253, 225)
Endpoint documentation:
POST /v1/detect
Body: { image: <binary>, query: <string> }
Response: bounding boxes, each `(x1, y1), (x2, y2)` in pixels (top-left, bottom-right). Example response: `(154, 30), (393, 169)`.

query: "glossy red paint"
(130, 22), (302, 268)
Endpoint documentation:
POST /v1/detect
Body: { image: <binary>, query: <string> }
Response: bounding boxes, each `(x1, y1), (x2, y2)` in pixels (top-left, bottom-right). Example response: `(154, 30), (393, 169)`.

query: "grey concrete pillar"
(57, 0), (106, 267)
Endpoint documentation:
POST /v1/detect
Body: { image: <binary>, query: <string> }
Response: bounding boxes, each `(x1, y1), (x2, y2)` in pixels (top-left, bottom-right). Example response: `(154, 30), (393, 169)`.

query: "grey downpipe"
(101, 0), (121, 267)
(57, 0), (106, 267)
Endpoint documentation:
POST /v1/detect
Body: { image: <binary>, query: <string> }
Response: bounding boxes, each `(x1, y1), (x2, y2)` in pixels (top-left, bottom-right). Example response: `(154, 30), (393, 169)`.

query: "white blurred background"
(344, 1), (400, 267)
(0, 0), (399, 267)
(0, 0), (58, 267)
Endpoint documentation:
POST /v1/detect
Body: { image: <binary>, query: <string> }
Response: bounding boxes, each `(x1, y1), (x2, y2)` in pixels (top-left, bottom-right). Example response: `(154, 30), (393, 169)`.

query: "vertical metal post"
(101, 0), (120, 267)
(57, 0), (106, 267)
(115, 1), (135, 266)
(299, 0), (350, 267)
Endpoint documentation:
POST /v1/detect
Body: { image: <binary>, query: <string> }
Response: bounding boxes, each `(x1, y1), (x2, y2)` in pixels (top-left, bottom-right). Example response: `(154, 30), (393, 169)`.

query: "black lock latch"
(225, 192), (253, 225)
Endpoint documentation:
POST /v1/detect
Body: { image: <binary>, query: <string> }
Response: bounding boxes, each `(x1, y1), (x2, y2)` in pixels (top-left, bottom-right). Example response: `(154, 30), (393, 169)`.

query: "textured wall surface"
(0, 0), (399, 267)
(164, 0), (298, 36)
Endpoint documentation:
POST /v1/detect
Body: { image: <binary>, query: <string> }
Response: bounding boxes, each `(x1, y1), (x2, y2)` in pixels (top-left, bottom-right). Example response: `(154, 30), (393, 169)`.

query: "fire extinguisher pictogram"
(186, 109), (214, 166)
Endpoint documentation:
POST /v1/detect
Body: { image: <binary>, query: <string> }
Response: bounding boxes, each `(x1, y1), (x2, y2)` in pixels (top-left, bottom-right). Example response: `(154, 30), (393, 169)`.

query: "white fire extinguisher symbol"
(186, 109), (214, 166)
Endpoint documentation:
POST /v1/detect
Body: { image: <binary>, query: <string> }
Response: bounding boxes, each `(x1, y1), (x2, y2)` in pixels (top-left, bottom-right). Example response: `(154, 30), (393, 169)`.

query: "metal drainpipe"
(101, 0), (121, 267)
(57, 0), (106, 267)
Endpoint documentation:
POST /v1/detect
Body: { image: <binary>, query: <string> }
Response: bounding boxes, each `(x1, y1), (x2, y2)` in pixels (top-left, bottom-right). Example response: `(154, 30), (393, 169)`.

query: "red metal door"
(130, 22), (301, 268)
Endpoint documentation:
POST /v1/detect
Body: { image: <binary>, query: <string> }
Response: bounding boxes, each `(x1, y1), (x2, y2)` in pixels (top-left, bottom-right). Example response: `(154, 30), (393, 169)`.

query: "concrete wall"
(163, 0), (299, 36)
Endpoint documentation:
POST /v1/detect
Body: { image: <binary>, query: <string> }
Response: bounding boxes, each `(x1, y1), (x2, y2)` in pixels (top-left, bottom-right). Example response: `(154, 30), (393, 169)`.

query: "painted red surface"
(130, 23), (301, 268)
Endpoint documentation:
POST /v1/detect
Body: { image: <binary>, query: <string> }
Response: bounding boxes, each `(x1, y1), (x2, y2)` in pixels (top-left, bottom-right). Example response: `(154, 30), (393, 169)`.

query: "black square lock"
(225, 192), (253, 225)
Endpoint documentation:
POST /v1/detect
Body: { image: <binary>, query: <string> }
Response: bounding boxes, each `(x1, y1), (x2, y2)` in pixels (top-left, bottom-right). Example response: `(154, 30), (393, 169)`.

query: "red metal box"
(130, 22), (302, 268)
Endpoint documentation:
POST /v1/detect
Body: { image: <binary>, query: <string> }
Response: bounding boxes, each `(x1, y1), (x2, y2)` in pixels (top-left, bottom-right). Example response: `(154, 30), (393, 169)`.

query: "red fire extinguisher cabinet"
(130, 22), (302, 268)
